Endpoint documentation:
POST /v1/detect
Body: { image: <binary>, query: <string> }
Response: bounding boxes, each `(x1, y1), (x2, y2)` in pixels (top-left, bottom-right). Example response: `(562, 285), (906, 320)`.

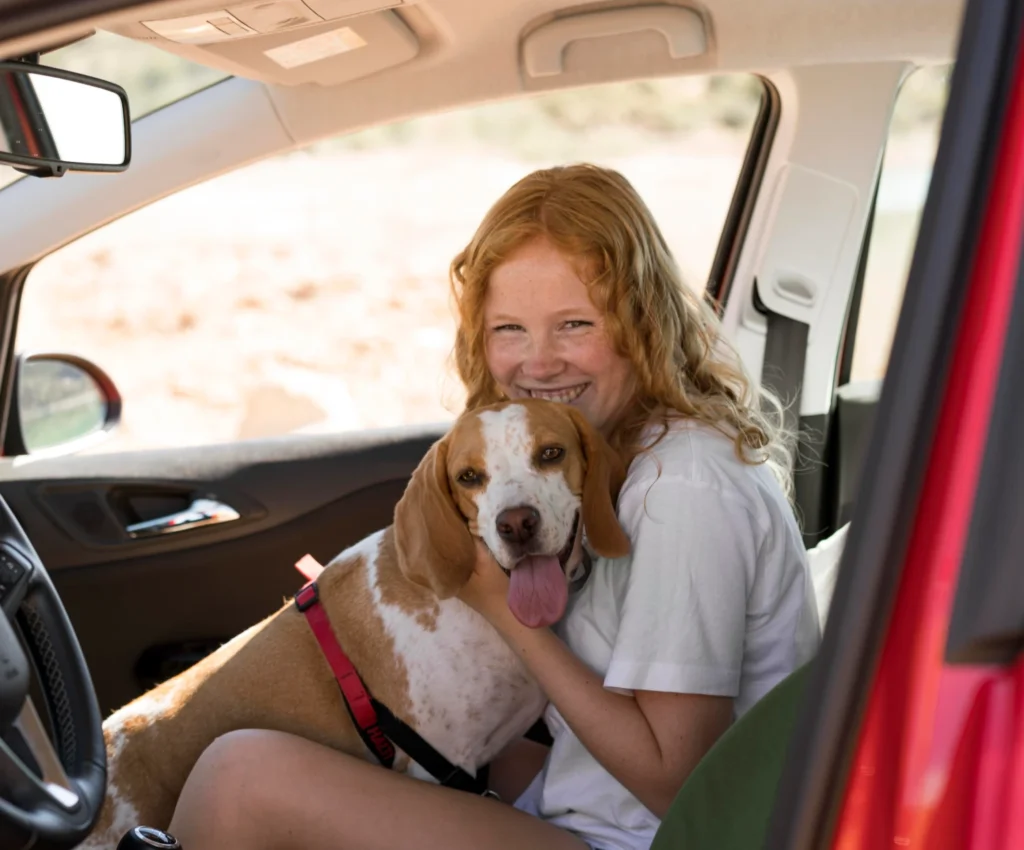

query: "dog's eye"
(456, 468), (482, 486)
(539, 446), (565, 463)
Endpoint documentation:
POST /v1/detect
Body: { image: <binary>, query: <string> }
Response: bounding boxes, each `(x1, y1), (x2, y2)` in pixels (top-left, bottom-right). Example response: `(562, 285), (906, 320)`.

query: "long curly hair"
(449, 163), (793, 495)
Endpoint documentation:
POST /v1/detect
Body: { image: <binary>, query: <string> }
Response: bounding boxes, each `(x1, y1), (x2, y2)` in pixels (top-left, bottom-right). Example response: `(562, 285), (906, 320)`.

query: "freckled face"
(484, 236), (636, 436)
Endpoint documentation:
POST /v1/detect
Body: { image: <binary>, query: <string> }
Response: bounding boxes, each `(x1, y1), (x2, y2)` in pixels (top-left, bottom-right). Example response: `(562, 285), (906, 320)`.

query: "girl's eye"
(492, 324), (523, 333)
(563, 320), (593, 330)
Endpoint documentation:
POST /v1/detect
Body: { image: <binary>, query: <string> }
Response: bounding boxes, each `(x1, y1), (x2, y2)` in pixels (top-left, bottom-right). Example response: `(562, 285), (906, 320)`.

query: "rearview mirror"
(0, 60), (130, 177)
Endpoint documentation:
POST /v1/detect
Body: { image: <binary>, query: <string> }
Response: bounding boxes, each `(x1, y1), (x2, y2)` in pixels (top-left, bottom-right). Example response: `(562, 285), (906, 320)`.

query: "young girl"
(168, 163), (820, 850)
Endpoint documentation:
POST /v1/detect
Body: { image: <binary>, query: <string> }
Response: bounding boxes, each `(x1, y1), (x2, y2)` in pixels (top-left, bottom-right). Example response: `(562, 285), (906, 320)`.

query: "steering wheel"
(0, 496), (106, 849)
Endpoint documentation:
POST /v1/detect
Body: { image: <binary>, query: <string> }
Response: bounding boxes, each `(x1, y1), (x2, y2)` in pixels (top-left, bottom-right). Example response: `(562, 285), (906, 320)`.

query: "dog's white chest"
(366, 553), (546, 774)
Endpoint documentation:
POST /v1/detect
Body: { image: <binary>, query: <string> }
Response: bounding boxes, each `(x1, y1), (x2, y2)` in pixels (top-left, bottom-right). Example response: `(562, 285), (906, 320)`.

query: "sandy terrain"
(14, 131), (933, 454)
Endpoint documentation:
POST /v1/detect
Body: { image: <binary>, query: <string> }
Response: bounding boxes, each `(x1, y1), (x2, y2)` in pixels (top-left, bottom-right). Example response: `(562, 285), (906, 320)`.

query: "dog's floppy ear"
(566, 407), (631, 559)
(393, 435), (476, 598)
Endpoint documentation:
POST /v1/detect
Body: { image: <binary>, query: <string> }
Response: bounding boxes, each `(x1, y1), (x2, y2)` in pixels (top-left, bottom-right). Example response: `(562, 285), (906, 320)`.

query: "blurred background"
(9, 33), (949, 453)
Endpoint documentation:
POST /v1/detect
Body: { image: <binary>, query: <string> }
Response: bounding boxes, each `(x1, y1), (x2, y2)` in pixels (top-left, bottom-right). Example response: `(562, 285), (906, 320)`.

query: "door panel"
(0, 425), (443, 715)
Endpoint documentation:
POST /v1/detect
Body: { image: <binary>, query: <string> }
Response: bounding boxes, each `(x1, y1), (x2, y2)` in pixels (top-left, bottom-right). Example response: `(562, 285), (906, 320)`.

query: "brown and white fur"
(82, 399), (630, 848)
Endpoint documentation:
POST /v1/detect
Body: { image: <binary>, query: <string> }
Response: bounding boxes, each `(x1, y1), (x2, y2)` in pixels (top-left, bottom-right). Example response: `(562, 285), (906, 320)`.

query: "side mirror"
(6, 353), (122, 457)
(0, 60), (130, 178)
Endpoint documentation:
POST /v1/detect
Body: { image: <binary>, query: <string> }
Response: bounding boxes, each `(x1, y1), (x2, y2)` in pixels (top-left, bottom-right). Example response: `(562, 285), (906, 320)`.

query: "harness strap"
(292, 556), (488, 796)
(371, 700), (486, 795)
(295, 581), (395, 767)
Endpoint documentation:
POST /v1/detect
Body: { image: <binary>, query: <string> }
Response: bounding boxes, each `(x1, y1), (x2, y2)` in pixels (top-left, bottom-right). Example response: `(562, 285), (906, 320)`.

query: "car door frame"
(767, 0), (1024, 845)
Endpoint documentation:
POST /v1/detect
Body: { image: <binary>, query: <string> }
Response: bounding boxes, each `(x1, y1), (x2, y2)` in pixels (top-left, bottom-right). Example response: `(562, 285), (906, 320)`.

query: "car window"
(847, 65), (951, 383)
(16, 73), (765, 454)
(0, 31), (228, 191)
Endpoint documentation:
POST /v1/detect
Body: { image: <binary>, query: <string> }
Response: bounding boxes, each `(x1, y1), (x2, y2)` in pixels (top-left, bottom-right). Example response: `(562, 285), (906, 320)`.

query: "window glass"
(44, 30), (229, 120)
(17, 74), (764, 453)
(849, 65), (951, 383)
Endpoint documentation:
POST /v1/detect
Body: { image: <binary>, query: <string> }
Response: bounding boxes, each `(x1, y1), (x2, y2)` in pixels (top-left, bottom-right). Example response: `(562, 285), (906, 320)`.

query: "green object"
(649, 663), (812, 850)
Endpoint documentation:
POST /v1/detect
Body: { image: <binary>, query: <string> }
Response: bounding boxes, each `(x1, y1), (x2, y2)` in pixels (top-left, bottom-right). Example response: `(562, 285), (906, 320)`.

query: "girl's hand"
(458, 540), (512, 626)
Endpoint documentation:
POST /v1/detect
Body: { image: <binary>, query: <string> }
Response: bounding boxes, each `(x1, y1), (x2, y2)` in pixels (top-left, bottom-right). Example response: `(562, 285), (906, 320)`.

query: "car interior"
(0, 0), (965, 847)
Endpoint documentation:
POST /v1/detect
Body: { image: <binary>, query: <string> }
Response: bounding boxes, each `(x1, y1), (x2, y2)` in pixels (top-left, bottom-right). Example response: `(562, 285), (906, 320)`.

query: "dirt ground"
(15, 132), (931, 454)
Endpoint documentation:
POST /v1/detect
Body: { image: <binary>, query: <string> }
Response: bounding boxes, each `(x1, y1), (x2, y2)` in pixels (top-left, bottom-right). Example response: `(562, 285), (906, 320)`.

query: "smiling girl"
(169, 163), (820, 850)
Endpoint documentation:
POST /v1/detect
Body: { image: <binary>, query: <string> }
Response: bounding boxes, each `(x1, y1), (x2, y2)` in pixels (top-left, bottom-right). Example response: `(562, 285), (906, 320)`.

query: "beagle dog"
(83, 398), (630, 848)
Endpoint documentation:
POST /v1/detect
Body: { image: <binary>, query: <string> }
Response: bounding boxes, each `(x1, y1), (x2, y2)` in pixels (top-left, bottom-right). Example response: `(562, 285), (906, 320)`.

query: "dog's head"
(394, 398), (630, 627)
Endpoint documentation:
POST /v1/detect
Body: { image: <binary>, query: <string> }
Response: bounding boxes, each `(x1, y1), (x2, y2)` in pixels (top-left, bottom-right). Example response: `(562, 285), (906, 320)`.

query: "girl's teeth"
(529, 385), (587, 403)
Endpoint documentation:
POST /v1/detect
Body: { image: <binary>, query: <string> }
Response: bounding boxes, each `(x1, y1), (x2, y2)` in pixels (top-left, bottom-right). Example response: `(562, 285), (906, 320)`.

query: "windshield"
(0, 30), (229, 191)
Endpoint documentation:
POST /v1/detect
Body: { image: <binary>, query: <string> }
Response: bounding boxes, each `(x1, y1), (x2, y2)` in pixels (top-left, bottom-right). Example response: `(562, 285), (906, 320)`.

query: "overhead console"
(101, 2), (711, 93)
(110, 0), (419, 85)
(141, 0), (398, 42)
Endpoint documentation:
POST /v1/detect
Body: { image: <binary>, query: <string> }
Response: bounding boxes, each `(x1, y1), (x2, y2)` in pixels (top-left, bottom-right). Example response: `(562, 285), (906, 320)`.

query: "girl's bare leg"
(168, 730), (587, 850)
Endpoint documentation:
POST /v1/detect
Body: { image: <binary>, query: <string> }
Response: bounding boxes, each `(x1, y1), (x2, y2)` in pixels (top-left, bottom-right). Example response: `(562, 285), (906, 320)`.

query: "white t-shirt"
(514, 420), (821, 850)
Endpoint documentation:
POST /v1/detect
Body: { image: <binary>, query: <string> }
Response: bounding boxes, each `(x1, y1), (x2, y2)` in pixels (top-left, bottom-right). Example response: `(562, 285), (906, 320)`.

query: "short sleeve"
(603, 473), (763, 698)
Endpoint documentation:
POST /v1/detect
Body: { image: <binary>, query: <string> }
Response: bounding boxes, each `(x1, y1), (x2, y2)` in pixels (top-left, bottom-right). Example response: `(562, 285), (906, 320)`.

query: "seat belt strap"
(756, 279), (810, 473)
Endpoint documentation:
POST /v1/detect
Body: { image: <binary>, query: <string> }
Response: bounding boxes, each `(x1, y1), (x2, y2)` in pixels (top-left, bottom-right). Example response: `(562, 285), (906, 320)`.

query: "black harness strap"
(294, 582), (490, 796)
(372, 700), (489, 795)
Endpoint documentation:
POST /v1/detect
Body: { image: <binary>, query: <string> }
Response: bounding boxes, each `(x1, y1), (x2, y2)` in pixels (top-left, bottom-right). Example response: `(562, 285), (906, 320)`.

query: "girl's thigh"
(168, 728), (589, 850)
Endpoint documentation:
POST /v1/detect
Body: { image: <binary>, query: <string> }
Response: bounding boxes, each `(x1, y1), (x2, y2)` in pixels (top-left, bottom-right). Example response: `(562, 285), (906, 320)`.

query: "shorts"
(513, 775), (606, 850)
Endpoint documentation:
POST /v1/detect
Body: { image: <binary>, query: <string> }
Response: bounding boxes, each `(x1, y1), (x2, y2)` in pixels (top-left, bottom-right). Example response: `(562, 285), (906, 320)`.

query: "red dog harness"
(292, 554), (490, 795)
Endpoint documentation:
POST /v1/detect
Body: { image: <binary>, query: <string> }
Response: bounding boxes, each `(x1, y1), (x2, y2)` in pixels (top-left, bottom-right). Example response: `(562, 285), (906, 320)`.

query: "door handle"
(125, 497), (240, 539)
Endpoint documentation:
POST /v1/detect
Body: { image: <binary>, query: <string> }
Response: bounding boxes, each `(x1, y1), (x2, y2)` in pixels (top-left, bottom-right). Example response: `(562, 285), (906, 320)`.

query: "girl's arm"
(460, 544), (732, 818)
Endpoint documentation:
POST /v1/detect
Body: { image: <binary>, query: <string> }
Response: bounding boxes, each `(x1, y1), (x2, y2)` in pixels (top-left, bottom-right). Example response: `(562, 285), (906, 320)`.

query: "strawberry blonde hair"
(449, 164), (793, 494)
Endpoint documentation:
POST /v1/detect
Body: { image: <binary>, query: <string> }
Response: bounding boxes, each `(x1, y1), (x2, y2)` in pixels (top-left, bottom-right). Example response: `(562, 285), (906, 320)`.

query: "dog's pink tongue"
(507, 555), (568, 628)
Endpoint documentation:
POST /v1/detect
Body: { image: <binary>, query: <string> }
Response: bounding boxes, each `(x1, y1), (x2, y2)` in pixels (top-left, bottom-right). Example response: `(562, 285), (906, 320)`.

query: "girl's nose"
(521, 335), (564, 381)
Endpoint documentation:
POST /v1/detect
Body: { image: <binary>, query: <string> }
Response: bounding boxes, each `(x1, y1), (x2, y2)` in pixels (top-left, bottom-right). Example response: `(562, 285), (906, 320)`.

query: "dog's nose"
(496, 506), (541, 544)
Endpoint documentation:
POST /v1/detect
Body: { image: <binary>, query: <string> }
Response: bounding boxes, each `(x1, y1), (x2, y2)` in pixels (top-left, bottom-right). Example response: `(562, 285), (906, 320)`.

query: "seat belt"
(755, 279), (810, 474)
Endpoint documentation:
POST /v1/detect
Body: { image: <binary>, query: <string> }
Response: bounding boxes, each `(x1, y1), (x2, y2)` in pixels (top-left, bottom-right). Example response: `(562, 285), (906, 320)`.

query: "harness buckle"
(294, 581), (320, 612)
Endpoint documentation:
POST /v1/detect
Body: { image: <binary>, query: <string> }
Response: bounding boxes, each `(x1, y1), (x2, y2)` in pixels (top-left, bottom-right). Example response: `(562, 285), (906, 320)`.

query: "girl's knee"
(201, 729), (284, 775)
(193, 729), (280, 802)
(170, 730), (286, 846)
